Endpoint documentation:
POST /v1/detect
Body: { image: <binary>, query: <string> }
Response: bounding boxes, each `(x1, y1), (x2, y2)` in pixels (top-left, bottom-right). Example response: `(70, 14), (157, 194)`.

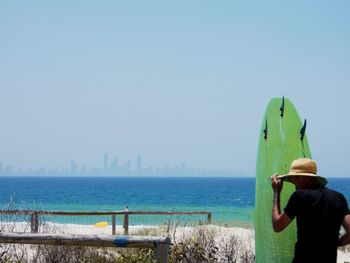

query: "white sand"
(338, 250), (350, 263)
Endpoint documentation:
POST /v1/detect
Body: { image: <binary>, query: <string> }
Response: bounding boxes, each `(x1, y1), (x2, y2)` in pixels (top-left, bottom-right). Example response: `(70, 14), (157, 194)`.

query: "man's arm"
(271, 174), (292, 233)
(338, 214), (350, 247)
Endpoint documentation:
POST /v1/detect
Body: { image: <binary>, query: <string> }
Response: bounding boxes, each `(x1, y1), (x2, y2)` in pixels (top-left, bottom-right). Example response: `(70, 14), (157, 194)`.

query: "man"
(271, 158), (350, 262)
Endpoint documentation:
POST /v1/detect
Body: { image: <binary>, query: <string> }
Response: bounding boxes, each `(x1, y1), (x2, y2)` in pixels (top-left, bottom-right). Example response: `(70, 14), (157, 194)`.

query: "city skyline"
(0, 153), (243, 177)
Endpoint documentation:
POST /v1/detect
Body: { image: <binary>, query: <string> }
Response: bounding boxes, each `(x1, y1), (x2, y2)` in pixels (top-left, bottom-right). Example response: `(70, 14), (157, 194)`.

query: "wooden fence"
(0, 210), (212, 235)
(0, 232), (171, 263)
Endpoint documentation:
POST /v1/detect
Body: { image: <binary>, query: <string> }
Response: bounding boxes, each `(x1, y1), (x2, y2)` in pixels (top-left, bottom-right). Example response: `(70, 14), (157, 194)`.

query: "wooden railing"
(0, 210), (212, 235)
(0, 232), (171, 263)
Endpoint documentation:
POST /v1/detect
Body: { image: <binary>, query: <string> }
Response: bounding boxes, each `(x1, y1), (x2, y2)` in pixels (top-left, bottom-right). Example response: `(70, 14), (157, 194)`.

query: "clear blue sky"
(0, 1), (349, 176)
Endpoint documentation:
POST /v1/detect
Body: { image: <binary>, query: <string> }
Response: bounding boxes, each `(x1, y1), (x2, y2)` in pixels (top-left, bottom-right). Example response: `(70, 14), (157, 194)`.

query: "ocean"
(0, 177), (349, 226)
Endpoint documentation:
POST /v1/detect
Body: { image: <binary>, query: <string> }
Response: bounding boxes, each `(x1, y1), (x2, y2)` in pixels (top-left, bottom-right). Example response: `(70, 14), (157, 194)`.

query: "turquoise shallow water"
(0, 176), (349, 226)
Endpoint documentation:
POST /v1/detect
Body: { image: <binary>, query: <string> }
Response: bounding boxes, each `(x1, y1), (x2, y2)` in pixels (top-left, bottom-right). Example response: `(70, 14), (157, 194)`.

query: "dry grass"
(0, 200), (255, 263)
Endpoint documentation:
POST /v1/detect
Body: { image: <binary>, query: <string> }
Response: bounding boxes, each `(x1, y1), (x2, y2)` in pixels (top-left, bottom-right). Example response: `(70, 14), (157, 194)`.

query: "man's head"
(277, 158), (328, 188)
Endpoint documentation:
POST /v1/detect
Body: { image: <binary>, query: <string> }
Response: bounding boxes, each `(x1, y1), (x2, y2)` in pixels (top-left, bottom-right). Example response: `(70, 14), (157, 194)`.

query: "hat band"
(290, 168), (317, 175)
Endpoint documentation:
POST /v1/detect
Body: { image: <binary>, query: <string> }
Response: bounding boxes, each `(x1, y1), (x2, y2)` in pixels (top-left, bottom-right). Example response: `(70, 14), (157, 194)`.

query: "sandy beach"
(2, 221), (350, 262)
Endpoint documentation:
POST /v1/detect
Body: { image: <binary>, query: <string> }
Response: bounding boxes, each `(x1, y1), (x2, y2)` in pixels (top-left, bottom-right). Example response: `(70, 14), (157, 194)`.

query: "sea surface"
(0, 177), (350, 226)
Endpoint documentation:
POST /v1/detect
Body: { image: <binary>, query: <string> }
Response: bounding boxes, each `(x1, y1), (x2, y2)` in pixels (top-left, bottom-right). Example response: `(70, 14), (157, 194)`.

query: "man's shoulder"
(323, 187), (345, 198)
(294, 187), (345, 200)
(295, 187), (340, 194)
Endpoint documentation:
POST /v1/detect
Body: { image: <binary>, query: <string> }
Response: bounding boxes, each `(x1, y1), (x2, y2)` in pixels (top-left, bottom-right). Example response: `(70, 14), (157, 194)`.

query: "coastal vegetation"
(0, 226), (255, 263)
(0, 202), (255, 263)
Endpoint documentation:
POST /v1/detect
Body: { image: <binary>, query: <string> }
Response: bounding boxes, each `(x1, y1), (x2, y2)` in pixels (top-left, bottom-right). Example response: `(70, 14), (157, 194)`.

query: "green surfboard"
(255, 97), (312, 263)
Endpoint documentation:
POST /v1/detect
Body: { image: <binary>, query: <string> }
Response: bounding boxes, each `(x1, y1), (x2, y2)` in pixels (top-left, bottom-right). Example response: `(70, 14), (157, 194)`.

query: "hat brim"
(276, 173), (328, 186)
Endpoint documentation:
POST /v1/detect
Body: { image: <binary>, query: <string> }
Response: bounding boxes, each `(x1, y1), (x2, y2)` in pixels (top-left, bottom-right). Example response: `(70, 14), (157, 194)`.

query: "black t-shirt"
(284, 187), (350, 263)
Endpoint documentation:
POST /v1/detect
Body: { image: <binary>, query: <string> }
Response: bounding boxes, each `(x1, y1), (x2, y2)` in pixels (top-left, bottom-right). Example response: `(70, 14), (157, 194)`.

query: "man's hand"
(271, 173), (292, 232)
(271, 173), (283, 193)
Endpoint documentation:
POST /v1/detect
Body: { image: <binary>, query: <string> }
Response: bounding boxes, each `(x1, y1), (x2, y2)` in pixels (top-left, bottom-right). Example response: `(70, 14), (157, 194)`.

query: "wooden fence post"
(123, 213), (129, 235)
(112, 215), (116, 235)
(156, 237), (171, 263)
(30, 211), (39, 233)
(207, 212), (212, 224)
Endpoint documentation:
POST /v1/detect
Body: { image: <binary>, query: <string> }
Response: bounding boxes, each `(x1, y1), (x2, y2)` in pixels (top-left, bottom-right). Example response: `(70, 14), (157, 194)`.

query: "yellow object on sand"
(94, 221), (108, 227)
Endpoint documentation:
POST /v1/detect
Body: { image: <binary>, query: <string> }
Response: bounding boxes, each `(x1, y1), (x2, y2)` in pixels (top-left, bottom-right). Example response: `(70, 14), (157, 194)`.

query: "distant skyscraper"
(137, 155), (142, 174)
(103, 153), (108, 174)
(110, 157), (118, 175)
(70, 160), (77, 174)
(126, 160), (131, 175)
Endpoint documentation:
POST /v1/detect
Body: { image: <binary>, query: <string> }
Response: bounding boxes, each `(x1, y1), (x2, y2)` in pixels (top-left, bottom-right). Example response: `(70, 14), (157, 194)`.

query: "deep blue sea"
(1, 177), (350, 226)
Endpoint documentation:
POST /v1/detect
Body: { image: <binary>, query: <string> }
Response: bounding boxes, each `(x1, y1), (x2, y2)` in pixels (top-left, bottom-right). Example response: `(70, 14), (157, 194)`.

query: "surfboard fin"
(300, 119), (307, 141)
(263, 119), (268, 140)
(280, 96), (285, 117)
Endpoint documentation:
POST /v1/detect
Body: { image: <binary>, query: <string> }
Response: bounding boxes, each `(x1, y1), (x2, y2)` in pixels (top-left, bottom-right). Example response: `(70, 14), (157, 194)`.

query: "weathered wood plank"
(0, 210), (210, 216)
(123, 213), (129, 235)
(127, 211), (211, 215)
(30, 212), (39, 233)
(112, 215), (116, 235)
(0, 232), (171, 249)
(156, 241), (170, 263)
(208, 212), (212, 224)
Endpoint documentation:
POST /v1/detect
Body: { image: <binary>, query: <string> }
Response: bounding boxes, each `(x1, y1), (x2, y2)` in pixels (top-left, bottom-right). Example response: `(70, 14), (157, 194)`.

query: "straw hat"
(276, 158), (328, 186)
